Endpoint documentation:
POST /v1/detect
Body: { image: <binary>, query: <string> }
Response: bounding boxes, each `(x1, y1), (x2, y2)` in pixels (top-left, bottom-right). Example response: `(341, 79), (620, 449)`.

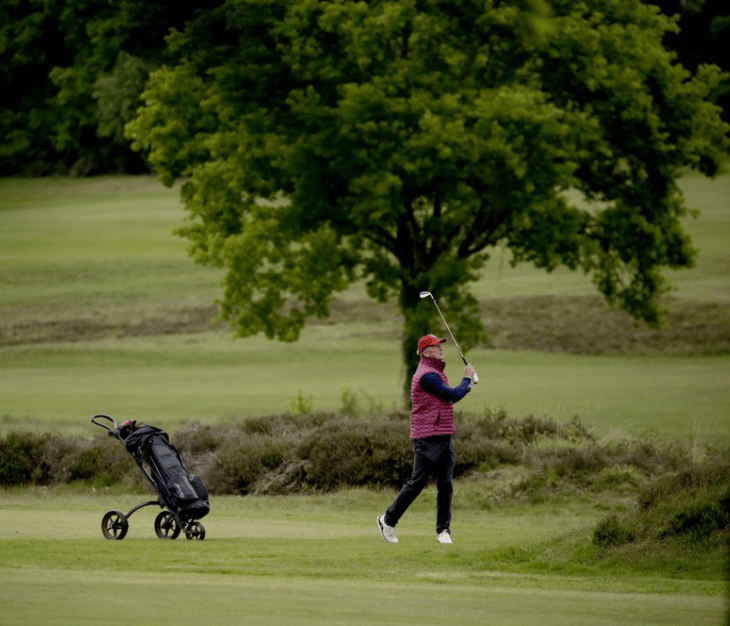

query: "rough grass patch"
(592, 458), (730, 550)
(593, 514), (636, 547)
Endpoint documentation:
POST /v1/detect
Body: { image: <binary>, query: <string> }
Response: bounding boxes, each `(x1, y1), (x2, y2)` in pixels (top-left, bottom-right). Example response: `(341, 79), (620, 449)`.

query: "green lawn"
(1, 173), (729, 438)
(1, 332), (728, 439)
(1, 174), (729, 625)
(474, 170), (730, 302)
(0, 491), (725, 626)
(0, 176), (222, 319)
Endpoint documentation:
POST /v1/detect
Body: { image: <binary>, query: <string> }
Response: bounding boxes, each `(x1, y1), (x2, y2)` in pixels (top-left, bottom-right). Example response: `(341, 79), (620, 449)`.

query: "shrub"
(2, 410), (726, 512)
(1, 430), (135, 488)
(0, 432), (50, 486)
(603, 438), (690, 476)
(527, 445), (607, 479)
(593, 464), (641, 491)
(472, 411), (594, 446)
(661, 502), (728, 541)
(172, 422), (231, 458)
(288, 387), (314, 414)
(592, 458), (730, 550)
(206, 434), (292, 495)
(593, 514), (636, 547)
(69, 440), (134, 484)
(455, 426), (521, 475)
(297, 420), (412, 490)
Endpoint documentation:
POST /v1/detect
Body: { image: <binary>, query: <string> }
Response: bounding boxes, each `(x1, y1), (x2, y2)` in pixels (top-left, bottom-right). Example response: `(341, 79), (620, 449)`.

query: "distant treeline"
(2, 0), (728, 177)
(1, 0), (203, 176)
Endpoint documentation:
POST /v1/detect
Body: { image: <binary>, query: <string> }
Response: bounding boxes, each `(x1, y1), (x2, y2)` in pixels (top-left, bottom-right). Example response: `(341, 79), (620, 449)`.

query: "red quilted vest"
(410, 356), (455, 439)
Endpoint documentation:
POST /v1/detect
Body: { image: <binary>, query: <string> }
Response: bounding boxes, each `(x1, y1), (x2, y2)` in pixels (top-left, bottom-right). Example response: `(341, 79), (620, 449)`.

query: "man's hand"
(465, 364), (478, 387)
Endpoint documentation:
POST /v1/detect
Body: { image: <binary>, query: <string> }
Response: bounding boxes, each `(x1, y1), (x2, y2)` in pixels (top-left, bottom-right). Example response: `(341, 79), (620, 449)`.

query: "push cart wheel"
(101, 510), (129, 540)
(154, 511), (181, 539)
(185, 521), (206, 541)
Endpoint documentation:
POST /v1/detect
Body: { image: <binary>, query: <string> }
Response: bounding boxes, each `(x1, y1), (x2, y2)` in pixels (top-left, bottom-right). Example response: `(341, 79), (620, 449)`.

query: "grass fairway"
(1, 174), (730, 438)
(1, 334), (728, 438)
(0, 491), (725, 626)
(1, 174), (729, 625)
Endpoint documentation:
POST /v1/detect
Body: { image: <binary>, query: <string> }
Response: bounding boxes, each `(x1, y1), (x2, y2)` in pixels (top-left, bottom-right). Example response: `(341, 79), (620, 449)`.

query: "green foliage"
(4, 410), (724, 514)
(288, 387), (315, 415)
(653, 0), (730, 123)
(0, 432), (50, 486)
(93, 52), (153, 145)
(340, 385), (359, 417)
(127, 0), (729, 399)
(297, 420), (413, 490)
(0, 431), (134, 487)
(0, 0), (69, 174)
(207, 433), (289, 495)
(592, 458), (730, 548)
(0, 0), (200, 174)
(593, 514), (636, 547)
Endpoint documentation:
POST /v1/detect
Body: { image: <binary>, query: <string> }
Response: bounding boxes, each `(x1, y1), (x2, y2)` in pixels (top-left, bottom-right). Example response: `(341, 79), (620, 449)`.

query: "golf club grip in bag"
(123, 425), (209, 521)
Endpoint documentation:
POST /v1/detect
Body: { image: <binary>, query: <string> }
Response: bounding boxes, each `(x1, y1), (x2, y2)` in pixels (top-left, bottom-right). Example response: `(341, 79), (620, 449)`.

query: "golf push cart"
(91, 414), (210, 541)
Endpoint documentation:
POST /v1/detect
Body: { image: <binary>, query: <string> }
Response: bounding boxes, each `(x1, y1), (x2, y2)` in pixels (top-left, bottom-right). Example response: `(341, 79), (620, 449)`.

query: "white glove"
(466, 364), (478, 388)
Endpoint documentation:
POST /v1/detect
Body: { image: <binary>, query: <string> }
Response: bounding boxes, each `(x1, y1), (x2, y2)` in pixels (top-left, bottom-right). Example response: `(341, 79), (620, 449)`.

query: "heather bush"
(206, 432), (293, 495)
(172, 422), (232, 459)
(454, 427), (521, 475)
(593, 514), (636, 547)
(2, 410), (726, 524)
(66, 439), (134, 486)
(638, 459), (730, 511)
(471, 410), (594, 446)
(0, 432), (51, 486)
(40, 434), (133, 485)
(239, 412), (335, 437)
(601, 437), (690, 475)
(297, 420), (412, 490)
(0, 431), (136, 488)
(592, 458), (730, 549)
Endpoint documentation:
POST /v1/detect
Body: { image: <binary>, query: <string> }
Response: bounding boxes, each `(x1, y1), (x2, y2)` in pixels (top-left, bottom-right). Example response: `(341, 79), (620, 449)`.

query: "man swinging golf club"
(377, 321), (477, 544)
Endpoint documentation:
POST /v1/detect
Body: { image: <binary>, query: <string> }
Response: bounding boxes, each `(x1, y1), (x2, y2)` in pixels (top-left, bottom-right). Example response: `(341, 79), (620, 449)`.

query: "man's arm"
(420, 372), (472, 403)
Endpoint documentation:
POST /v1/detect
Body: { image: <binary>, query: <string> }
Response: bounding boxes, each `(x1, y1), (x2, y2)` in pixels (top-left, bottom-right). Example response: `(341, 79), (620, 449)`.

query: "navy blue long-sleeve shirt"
(420, 372), (472, 403)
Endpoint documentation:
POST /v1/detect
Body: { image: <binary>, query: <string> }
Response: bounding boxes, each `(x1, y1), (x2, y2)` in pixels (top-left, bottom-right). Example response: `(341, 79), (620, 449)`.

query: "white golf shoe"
(377, 515), (399, 543)
(437, 530), (452, 544)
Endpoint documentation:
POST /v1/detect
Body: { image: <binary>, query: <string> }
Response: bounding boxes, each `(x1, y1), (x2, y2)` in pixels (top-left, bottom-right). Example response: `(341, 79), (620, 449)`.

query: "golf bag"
(91, 414), (209, 540)
(120, 421), (210, 522)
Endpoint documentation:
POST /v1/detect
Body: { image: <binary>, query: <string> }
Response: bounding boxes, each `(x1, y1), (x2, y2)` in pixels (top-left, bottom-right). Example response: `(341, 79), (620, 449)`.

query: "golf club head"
(419, 291), (432, 299)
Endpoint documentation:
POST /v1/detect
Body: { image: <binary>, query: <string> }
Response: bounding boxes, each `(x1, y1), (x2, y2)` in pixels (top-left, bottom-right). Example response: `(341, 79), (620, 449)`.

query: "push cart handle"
(90, 414), (117, 434)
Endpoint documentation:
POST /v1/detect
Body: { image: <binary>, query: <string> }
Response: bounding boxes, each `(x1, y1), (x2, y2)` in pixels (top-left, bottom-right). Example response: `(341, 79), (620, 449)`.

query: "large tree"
(127, 0), (728, 401)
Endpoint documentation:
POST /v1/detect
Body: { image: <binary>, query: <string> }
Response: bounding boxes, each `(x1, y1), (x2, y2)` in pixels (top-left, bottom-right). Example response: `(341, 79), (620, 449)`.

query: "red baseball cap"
(417, 334), (446, 355)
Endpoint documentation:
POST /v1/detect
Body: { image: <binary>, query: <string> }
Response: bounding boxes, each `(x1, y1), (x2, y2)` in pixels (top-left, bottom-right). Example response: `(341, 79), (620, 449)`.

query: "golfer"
(377, 334), (476, 544)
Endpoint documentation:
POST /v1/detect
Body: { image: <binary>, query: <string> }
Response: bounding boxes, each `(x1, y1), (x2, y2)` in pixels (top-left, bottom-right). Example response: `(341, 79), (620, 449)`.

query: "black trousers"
(384, 435), (455, 534)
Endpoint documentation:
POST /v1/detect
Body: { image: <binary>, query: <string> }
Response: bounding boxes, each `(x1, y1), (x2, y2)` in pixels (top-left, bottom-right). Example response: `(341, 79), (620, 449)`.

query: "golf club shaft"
(428, 296), (468, 366)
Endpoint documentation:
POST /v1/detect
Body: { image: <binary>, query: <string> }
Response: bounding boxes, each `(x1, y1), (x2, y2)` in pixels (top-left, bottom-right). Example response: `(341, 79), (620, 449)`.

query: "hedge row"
(1, 410), (714, 498)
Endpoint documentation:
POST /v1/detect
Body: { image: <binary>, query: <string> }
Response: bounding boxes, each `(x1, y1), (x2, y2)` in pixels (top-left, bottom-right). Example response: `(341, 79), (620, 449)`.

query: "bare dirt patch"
(482, 295), (730, 355)
(0, 305), (224, 346)
(2, 295), (728, 356)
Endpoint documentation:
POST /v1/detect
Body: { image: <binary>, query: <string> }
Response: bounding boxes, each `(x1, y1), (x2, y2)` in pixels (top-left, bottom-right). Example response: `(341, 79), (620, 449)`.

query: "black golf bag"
(91, 414), (209, 540)
(120, 421), (210, 522)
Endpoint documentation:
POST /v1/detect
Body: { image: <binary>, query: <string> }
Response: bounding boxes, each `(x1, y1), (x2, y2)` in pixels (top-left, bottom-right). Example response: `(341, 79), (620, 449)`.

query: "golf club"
(419, 290), (469, 366)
